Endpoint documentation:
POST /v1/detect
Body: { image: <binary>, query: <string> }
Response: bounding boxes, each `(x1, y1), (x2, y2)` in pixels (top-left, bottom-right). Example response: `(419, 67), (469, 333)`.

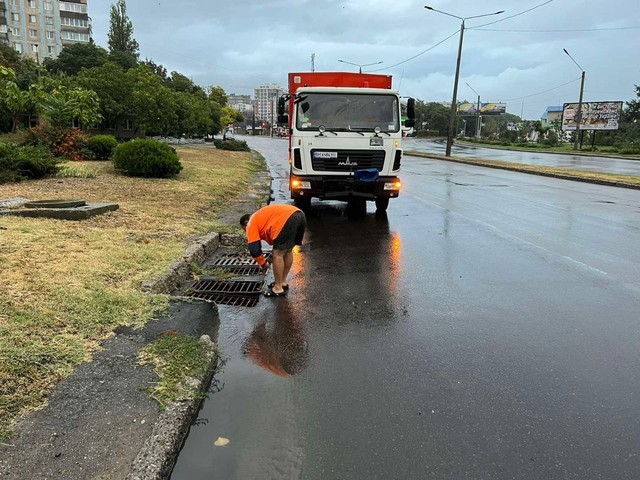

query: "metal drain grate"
(212, 252), (272, 266)
(216, 265), (263, 275)
(186, 280), (264, 307)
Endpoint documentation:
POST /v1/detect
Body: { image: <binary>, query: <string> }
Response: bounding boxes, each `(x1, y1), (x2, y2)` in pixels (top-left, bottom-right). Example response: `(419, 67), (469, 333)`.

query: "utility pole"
(563, 48), (586, 151)
(311, 53), (315, 72)
(575, 70), (586, 150)
(466, 82), (481, 139)
(425, 6), (504, 157)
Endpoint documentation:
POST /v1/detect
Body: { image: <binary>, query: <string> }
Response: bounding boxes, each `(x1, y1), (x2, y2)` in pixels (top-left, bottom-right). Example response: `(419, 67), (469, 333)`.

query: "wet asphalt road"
(171, 137), (640, 480)
(403, 138), (640, 176)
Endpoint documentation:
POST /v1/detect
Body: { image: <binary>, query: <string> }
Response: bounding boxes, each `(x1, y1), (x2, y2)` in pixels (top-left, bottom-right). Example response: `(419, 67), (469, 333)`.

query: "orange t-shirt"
(246, 204), (300, 264)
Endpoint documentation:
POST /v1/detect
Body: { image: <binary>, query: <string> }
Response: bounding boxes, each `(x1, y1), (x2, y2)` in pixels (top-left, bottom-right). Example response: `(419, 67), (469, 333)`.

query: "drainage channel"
(182, 252), (269, 307)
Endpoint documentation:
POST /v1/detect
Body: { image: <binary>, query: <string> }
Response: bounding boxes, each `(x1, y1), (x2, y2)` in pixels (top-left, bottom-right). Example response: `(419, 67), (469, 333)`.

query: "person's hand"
(261, 263), (269, 274)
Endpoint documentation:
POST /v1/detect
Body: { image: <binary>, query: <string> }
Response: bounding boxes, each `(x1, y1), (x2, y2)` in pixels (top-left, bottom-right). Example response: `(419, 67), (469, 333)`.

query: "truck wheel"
(294, 196), (311, 211)
(375, 197), (389, 212)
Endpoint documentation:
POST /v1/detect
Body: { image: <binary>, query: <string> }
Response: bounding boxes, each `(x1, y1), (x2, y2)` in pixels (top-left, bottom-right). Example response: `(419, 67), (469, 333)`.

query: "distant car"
(223, 130), (234, 140)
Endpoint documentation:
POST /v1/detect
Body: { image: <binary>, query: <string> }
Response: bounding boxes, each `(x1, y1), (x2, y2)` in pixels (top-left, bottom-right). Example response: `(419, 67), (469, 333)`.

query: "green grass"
(0, 147), (264, 440)
(55, 165), (97, 179)
(138, 333), (213, 408)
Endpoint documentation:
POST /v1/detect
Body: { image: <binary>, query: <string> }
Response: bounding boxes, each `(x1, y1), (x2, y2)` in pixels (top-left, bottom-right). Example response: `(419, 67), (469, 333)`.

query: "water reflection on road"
(404, 138), (640, 175)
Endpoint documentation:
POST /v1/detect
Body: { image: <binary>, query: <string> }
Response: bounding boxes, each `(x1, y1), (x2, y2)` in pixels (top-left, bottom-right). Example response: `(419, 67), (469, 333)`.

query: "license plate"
(313, 151), (338, 159)
(370, 137), (383, 147)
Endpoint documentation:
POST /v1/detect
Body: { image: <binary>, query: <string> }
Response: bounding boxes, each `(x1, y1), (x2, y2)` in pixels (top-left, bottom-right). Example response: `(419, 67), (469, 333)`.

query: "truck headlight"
(292, 180), (311, 190)
(384, 181), (402, 190)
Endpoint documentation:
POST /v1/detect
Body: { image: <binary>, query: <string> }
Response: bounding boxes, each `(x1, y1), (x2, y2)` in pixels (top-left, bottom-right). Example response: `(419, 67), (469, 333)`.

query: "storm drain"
(186, 280), (264, 307)
(212, 252), (272, 266)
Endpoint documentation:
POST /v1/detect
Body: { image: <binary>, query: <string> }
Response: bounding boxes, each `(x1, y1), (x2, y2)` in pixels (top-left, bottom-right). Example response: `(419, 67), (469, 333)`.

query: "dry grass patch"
(0, 146), (265, 439)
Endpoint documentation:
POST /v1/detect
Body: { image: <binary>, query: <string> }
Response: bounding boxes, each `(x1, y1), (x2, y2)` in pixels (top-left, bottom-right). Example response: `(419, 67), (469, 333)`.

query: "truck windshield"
(296, 93), (399, 133)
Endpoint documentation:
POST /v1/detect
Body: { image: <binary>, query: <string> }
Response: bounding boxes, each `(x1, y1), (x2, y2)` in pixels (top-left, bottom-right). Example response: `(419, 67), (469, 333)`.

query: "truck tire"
(294, 196), (311, 211)
(375, 197), (389, 212)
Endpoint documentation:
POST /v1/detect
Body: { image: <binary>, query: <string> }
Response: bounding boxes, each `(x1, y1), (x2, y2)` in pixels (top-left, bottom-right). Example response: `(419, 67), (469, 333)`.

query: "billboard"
(458, 102), (506, 115)
(562, 101), (623, 131)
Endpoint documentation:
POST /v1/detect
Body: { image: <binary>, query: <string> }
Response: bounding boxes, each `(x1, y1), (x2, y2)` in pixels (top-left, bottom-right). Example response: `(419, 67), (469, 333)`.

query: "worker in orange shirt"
(240, 204), (307, 297)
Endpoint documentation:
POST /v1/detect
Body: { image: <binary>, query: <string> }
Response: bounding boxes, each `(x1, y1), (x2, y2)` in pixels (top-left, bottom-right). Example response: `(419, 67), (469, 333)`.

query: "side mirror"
(277, 96), (286, 116)
(406, 98), (416, 128)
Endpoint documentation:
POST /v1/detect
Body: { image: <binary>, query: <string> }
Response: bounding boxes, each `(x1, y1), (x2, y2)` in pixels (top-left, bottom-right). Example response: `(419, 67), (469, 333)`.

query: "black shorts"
(273, 211), (306, 250)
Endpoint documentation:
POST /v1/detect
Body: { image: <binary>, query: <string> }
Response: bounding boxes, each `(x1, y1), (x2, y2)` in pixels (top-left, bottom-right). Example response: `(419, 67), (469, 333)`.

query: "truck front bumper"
(290, 174), (401, 201)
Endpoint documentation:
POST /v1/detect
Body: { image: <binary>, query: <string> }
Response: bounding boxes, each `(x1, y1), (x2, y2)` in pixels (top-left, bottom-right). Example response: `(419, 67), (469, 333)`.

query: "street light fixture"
(563, 48), (586, 151)
(425, 5), (504, 156)
(466, 82), (481, 139)
(338, 59), (384, 74)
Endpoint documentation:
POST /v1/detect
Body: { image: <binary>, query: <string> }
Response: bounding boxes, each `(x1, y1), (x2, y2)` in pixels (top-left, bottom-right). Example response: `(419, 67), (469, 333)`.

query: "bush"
(0, 142), (60, 184)
(215, 139), (250, 152)
(87, 135), (118, 160)
(112, 139), (183, 178)
(22, 126), (91, 161)
(619, 146), (640, 155)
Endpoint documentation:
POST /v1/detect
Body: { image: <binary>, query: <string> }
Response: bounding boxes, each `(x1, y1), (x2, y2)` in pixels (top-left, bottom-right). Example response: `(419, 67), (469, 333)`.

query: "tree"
(43, 43), (109, 76)
(77, 62), (133, 130)
(108, 0), (139, 56)
(0, 67), (31, 132)
(0, 43), (21, 70)
(209, 85), (228, 107)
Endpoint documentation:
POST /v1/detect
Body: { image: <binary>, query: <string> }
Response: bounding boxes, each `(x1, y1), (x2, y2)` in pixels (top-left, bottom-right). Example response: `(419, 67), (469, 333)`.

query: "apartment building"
(0, 0), (90, 61)
(254, 84), (285, 126)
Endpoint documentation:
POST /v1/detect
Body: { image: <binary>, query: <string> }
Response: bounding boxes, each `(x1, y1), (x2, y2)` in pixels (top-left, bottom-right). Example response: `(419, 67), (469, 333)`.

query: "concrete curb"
(405, 150), (640, 191)
(125, 335), (217, 480)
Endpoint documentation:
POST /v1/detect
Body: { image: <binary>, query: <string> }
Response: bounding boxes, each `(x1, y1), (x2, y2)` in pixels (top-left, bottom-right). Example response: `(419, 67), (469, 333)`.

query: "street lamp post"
(425, 6), (504, 156)
(466, 82), (481, 139)
(563, 48), (586, 151)
(337, 59), (383, 73)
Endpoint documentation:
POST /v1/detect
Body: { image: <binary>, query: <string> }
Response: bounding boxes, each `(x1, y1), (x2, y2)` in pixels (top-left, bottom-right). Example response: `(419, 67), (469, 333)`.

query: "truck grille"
(311, 150), (385, 172)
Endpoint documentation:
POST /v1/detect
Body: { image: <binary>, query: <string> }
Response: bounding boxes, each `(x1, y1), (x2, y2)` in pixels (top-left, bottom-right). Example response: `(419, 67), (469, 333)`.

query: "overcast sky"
(90, 0), (639, 119)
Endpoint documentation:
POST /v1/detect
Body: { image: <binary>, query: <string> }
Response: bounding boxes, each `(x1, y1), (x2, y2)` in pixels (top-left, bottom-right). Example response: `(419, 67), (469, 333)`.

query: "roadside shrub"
(213, 139), (223, 149)
(0, 142), (60, 184)
(619, 146), (640, 155)
(22, 126), (91, 161)
(112, 139), (182, 178)
(215, 139), (250, 152)
(87, 135), (118, 160)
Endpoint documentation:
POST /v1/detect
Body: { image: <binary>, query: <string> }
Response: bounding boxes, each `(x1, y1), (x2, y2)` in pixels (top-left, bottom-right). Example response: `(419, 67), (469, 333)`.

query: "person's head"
(240, 213), (251, 231)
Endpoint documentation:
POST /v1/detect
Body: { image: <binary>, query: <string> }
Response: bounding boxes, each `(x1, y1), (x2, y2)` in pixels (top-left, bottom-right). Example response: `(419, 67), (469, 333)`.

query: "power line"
(475, 26), (640, 32)
(500, 77), (581, 101)
(369, 29), (460, 72)
(470, 0), (554, 29)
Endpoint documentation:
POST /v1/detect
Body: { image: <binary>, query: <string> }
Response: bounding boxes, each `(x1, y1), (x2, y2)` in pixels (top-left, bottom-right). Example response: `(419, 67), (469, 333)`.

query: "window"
(46, 31), (55, 40)
(59, 2), (87, 13)
(11, 27), (21, 37)
(29, 15), (37, 23)
(12, 13), (19, 21)
(14, 43), (23, 53)
(61, 17), (89, 28)
(48, 46), (56, 55)
(29, 29), (37, 38)
(45, 16), (54, 25)
(61, 31), (90, 42)
(44, 1), (53, 10)
(29, 0), (37, 8)
(31, 44), (38, 53)
(10, 0), (18, 6)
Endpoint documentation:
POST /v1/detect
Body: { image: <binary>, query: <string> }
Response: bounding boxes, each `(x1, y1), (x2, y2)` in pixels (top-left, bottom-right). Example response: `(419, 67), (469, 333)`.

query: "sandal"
(264, 286), (287, 297)
(268, 282), (289, 291)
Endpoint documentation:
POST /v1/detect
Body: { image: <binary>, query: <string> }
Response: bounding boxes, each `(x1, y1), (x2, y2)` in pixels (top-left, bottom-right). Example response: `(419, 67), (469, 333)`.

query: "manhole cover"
(186, 280), (264, 307)
(24, 199), (87, 209)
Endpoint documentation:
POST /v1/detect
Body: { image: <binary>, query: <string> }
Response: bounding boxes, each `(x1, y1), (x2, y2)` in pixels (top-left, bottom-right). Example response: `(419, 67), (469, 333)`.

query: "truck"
(277, 72), (415, 213)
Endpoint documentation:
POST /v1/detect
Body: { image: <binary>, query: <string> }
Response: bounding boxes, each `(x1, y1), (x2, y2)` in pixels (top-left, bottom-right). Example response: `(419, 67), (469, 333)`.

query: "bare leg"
(282, 249), (294, 285)
(271, 249), (286, 294)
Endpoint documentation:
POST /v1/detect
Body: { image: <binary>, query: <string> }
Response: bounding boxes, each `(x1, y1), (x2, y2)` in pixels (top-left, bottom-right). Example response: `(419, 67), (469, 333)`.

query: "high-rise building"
(0, 0), (91, 61)
(254, 84), (285, 126)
